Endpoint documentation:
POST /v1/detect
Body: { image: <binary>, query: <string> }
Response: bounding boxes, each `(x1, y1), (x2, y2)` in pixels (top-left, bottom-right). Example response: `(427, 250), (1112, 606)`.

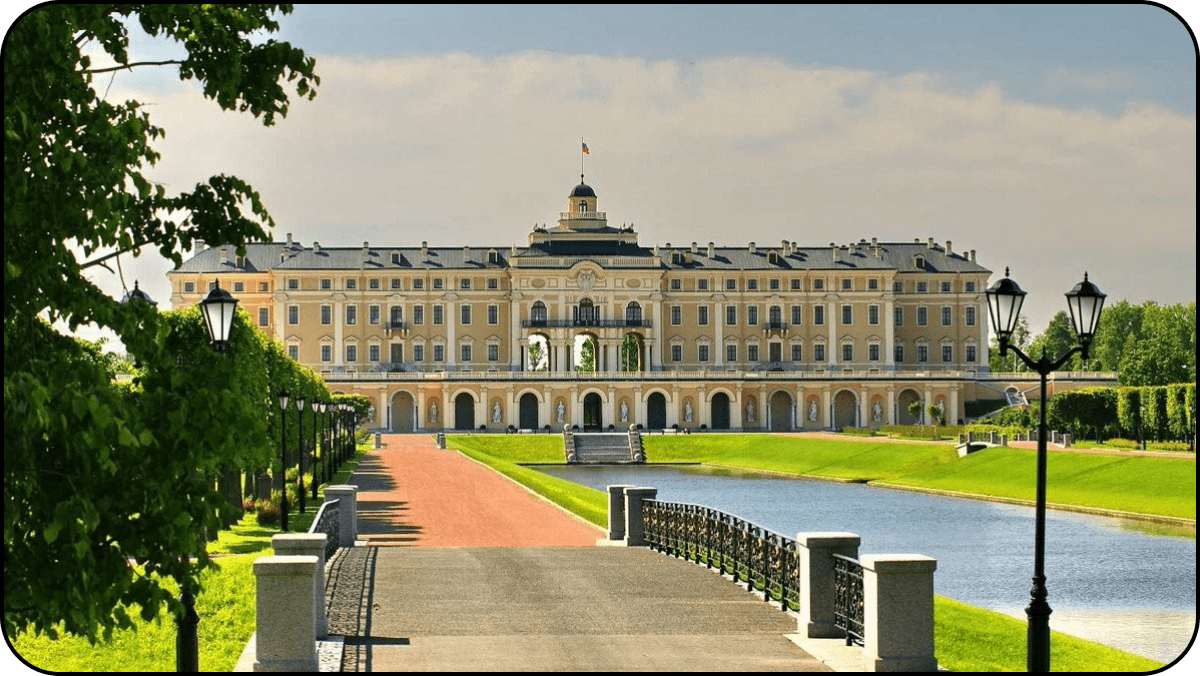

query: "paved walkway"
(327, 434), (837, 671)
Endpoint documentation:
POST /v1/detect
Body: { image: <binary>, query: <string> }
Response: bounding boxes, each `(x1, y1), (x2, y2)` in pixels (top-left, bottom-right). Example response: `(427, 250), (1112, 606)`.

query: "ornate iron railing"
(642, 499), (799, 612)
(309, 498), (341, 561)
(832, 553), (865, 646)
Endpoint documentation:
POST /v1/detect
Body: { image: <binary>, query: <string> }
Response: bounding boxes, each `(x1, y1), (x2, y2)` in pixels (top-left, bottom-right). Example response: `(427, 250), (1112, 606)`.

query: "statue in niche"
(873, 401), (883, 423)
(684, 400), (694, 423)
(556, 401), (566, 423)
(809, 401), (818, 422)
(429, 402), (438, 423)
(620, 400), (629, 422)
(746, 400), (755, 422)
(493, 402), (502, 423)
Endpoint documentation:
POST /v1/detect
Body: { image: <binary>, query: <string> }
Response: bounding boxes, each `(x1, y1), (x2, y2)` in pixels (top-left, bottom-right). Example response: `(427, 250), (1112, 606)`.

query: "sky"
(6, 4), (1199, 341)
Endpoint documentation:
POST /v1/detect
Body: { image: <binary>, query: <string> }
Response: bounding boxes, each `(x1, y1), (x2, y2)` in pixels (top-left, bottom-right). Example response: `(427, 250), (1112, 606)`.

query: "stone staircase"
(565, 431), (644, 464)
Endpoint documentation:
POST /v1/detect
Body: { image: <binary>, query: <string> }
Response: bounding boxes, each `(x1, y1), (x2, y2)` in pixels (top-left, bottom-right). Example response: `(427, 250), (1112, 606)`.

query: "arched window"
(530, 301), (547, 326)
(768, 305), (782, 328)
(579, 201), (588, 213)
(575, 298), (597, 326)
(625, 302), (643, 326)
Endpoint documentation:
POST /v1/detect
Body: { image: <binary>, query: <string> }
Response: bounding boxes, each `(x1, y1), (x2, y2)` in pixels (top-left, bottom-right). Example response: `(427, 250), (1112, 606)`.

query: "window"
(966, 281), (976, 292)
(941, 306), (952, 326)
(390, 306), (403, 326)
(413, 344), (424, 362)
(813, 279), (825, 290)
(894, 307), (904, 327)
(895, 345), (904, 362)
(672, 345), (683, 362)
(288, 305), (299, 325)
(748, 279), (758, 290)
(726, 344), (737, 362)
(369, 278), (380, 290)
(670, 279), (681, 290)
(369, 305), (380, 325)
(770, 278), (780, 290)
(184, 281), (195, 293)
(488, 278), (499, 289)
(433, 344), (444, 362)
(747, 344), (759, 362)
(768, 306), (782, 327)
(488, 344), (499, 362)
(414, 278), (424, 290)
(346, 345), (357, 363)
(868, 305), (879, 325)
(488, 305), (499, 325)
(967, 345), (978, 362)
(814, 344), (826, 362)
(461, 344), (472, 362)
(321, 305), (331, 325)
(234, 281), (244, 293)
(790, 279), (801, 290)
(288, 345), (298, 360)
(460, 304), (471, 325)
(869, 344), (880, 362)
(460, 278), (471, 290)
(726, 278), (737, 290)
(698, 345), (710, 362)
(288, 278), (298, 291)
(841, 305), (852, 325)
(917, 307), (928, 326)
(369, 344), (380, 362)
(260, 281), (270, 292)
(918, 345), (928, 363)
(321, 278), (331, 290)
(671, 305), (682, 325)
(869, 279), (879, 290)
(943, 345), (953, 362)
(433, 305), (444, 325)
(390, 343), (403, 363)
(391, 278), (402, 290)
(966, 307), (976, 326)
(321, 345), (331, 362)
(698, 306), (709, 325)
(941, 281), (951, 293)
(791, 305), (803, 325)
(413, 306), (424, 325)
(698, 279), (709, 290)
(917, 281), (927, 293)
(258, 307), (269, 326)
(530, 301), (548, 325)
(432, 278), (443, 290)
(894, 281), (903, 293)
(346, 305), (357, 325)
(842, 344), (853, 362)
(842, 278), (852, 290)
(747, 306), (758, 326)
(814, 306), (825, 325)
(791, 344), (802, 361)
(346, 278), (357, 290)
(726, 305), (737, 326)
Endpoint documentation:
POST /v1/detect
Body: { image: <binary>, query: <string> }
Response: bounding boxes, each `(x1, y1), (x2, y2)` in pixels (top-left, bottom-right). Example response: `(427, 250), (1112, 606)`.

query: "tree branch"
(80, 240), (153, 270)
(84, 60), (184, 75)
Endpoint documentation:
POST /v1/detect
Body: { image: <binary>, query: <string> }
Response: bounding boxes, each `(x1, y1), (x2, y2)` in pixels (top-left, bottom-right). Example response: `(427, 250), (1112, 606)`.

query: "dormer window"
(579, 201), (588, 213)
(914, 255), (925, 270)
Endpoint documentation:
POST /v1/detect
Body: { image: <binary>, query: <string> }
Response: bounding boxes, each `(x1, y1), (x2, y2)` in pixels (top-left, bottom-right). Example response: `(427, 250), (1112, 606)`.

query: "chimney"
(831, 242), (838, 261)
(286, 233), (293, 247)
(219, 248), (228, 264)
(945, 240), (953, 256)
(748, 241), (756, 254)
(653, 244), (660, 257)
(421, 241), (428, 258)
(363, 241), (370, 256)
(708, 242), (715, 257)
(511, 244), (518, 256)
(195, 239), (206, 254)
(691, 241), (698, 254)
(463, 245), (471, 260)
(871, 237), (878, 246)
(928, 237), (936, 249)
(970, 249), (976, 262)
(313, 241), (320, 253)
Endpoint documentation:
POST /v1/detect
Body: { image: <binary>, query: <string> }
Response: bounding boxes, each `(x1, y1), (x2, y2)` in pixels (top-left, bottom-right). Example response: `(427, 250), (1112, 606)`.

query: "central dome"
(570, 182), (596, 198)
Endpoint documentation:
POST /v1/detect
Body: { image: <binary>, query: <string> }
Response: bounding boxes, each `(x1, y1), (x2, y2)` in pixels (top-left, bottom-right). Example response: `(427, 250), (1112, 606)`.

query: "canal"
(535, 463), (1197, 665)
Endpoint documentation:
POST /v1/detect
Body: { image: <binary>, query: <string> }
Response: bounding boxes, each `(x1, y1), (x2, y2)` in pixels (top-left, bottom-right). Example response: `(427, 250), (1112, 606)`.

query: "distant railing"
(832, 553), (865, 646)
(641, 499), (799, 612)
(308, 499), (340, 562)
(521, 318), (652, 329)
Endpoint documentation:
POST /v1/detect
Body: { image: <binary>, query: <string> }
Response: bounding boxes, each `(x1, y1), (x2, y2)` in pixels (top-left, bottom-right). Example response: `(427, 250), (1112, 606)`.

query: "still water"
(536, 464), (1197, 665)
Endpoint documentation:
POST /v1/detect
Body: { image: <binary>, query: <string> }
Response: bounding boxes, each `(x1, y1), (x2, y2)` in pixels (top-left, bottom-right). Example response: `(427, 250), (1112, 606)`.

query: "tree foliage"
(4, 5), (317, 643)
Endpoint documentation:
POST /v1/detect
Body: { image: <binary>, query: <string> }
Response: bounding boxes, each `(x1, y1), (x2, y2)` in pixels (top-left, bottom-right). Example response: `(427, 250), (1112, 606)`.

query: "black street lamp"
(986, 269), (1105, 672)
(295, 395), (306, 514)
(277, 390), (290, 533)
(311, 399), (321, 503)
(198, 281), (239, 352)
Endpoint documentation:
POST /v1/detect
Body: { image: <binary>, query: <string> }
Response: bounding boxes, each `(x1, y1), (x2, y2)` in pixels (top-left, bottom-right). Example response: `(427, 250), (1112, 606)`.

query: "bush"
(1105, 438), (1140, 450)
(842, 426), (876, 437)
(254, 492), (282, 526)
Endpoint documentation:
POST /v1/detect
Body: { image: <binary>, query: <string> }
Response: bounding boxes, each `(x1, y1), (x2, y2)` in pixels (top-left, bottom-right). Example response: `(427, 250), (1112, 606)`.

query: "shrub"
(1104, 438), (1140, 450)
(842, 426), (876, 437)
(255, 492), (282, 526)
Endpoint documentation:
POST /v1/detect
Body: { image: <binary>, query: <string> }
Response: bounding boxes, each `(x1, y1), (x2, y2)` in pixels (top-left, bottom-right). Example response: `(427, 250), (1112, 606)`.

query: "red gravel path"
(351, 434), (602, 547)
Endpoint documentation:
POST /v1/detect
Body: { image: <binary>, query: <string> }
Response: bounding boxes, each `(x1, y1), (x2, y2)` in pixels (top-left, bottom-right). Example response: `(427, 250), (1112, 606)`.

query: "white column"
(253, 556), (319, 672)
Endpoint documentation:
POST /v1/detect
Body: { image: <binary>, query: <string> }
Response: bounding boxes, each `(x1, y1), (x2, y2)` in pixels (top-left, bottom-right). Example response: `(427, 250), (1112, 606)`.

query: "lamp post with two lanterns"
(985, 269), (1106, 673)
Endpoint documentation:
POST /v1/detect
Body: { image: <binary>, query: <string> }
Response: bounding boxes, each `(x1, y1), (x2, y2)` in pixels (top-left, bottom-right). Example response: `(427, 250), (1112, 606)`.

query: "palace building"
(170, 175), (1029, 433)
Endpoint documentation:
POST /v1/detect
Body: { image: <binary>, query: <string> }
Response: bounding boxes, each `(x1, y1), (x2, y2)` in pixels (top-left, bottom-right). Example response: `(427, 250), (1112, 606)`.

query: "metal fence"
(308, 498), (340, 562)
(642, 499), (800, 612)
(832, 553), (865, 646)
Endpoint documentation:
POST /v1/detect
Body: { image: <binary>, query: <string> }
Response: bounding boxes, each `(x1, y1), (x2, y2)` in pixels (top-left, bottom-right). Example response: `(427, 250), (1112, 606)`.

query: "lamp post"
(311, 399), (321, 503)
(295, 396), (306, 514)
(986, 269), (1105, 672)
(277, 390), (290, 533)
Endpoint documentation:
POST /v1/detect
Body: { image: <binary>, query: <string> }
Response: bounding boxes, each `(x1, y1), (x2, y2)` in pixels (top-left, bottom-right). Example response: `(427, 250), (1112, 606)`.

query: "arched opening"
(454, 392), (475, 430)
(519, 393), (539, 430)
(574, 333), (598, 373)
(583, 392), (603, 430)
(647, 392), (667, 429)
(833, 390), (858, 430)
(710, 393), (730, 430)
(526, 334), (549, 371)
(898, 389), (922, 425)
(574, 298), (597, 326)
(390, 391), (415, 432)
(625, 301), (643, 326)
(621, 333), (643, 372)
(770, 391), (793, 431)
(530, 301), (547, 326)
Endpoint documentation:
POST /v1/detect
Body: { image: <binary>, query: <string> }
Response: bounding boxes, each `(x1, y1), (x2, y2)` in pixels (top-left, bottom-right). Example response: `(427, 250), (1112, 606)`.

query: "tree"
(5, 5), (317, 643)
(527, 337), (548, 371)
(988, 314), (1031, 372)
(1025, 311), (1082, 371)
(575, 336), (596, 373)
(908, 400), (924, 425)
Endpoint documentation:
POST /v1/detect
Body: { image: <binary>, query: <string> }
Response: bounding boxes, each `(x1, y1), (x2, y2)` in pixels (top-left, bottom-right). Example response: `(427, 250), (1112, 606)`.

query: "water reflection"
(536, 464), (1197, 664)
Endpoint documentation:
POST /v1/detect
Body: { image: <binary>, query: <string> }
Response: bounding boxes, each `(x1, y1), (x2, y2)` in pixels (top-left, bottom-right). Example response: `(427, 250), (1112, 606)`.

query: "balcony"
(521, 318), (652, 329)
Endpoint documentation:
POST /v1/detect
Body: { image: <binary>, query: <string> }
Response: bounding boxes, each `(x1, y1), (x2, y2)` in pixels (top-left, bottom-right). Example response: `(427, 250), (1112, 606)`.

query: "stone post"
(323, 485), (358, 547)
(253, 555), (319, 672)
(272, 534), (328, 639)
(860, 554), (938, 672)
(795, 532), (861, 638)
(605, 485), (634, 541)
(622, 486), (657, 547)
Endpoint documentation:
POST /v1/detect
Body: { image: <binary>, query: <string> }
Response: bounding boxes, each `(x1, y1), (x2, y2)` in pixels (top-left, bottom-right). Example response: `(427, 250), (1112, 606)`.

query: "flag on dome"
(581, 141), (590, 155)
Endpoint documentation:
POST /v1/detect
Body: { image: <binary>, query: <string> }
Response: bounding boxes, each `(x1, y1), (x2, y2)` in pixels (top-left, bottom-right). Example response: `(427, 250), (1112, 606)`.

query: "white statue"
(620, 400), (629, 422)
(808, 401), (818, 422)
(429, 402), (438, 423)
(684, 400), (694, 422)
(872, 401), (882, 423)
(492, 402), (502, 423)
(556, 401), (565, 423)
(746, 400), (755, 421)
